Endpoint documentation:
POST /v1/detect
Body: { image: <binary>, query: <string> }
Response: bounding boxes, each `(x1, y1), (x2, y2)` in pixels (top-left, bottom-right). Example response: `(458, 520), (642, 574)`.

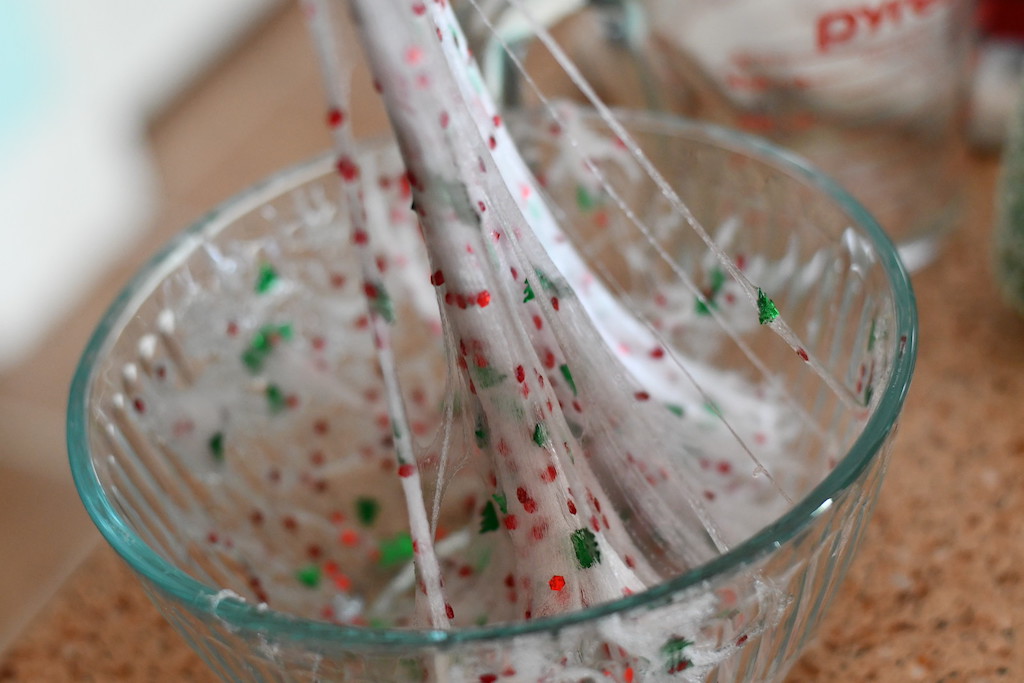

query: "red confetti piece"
(398, 463), (416, 478)
(335, 155), (359, 182)
(326, 107), (344, 128)
(549, 575), (566, 591)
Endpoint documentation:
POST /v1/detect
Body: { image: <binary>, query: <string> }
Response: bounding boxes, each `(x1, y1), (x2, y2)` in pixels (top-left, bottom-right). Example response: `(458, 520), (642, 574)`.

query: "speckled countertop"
(1, 153), (1019, 682)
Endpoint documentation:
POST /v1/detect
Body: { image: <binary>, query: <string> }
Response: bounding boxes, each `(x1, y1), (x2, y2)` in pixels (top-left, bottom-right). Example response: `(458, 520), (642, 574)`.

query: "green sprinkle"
(378, 531), (414, 567)
(295, 564), (321, 588)
(559, 364), (577, 396)
(472, 365), (506, 389)
(479, 500), (499, 533)
(661, 636), (694, 673)
(355, 497), (380, 526)
(255, 263), (279, 294)
(571, 528), (601, 569)
(666, 403), (685, 418)
(492, 492), (508, 514)
(757, 288), (779, 325)
(266, 384), (287, 413)
(208, 432), (224, 461)
(523, 279), (535, 303)
(575, 185), (596, 211)
(532, 422), (548, 447)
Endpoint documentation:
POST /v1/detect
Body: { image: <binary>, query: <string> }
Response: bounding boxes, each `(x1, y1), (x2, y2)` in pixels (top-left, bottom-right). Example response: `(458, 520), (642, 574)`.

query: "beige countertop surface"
(2, 5), (1022, 682)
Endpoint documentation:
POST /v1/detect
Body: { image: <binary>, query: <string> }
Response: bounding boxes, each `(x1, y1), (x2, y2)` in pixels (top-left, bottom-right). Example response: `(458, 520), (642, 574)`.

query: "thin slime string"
(300, 0), (452, 629)
(494, 0), (865, 413)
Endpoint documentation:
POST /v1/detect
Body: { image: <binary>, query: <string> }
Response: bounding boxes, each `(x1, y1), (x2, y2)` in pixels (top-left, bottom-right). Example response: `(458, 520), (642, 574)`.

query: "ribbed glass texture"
(69, 111), (915, 682)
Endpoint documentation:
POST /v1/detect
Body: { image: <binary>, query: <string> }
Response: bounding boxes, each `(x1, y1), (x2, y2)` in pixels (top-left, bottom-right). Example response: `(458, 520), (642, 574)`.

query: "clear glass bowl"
(69, 110), (916, 682)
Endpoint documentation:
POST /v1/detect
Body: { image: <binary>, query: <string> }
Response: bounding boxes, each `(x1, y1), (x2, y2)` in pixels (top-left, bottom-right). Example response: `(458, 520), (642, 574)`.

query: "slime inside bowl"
(70, 110), (915, 682)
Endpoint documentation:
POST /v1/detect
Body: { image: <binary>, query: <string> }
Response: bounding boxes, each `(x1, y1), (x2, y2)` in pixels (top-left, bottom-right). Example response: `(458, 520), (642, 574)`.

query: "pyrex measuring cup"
(461, 0), (975, 271)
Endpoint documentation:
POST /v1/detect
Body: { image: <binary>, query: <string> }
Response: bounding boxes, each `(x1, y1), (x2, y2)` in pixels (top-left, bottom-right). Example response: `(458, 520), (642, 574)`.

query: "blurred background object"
(971, 0), (1024, 149)
(993, 71), (1024, 314)
(0, 0), (279, 370)
(461, 0), (975, 272)
(0, 0), (284, 655)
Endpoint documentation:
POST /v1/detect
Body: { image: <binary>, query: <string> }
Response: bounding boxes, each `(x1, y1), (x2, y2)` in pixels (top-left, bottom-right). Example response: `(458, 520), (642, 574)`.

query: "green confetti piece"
(266, 384), (287, 413)
(208, 432), (224, 461)
(356, 497), (380, 526)
(378, 531), (414, 568)
(575, 185), (596, 211)
(666, 403), (685, 418)
(472, 365), (507, 389)
(241, 324), (293, 373)
(694, 297), (716, 316)
(703, 400), (722, 418)
(479, 500), (499, 533)
(492, 492), (508, 514)
(532, 422), (548, 447)
(534, 268), (556, 293)
(757, 288), (779, 325)
(371, 283), (396, 323)
(695, 268), (727, 316)
(295, 564), (321, 588)
(475, 614), (489, 626)
(571, 528), (601, 569)
(662, 636), (695, 673)
(709, 267), (726, 294)
(369, 618), (390, 629)
(523, 279), (535, 303)
(559, 363), (577, 396)
(255, 263), (279, 294)
(474, 412), (489, 448)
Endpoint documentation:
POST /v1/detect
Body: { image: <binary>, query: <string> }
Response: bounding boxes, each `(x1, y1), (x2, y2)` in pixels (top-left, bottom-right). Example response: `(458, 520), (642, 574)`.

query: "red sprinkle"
(326, 107), (344, 128)
(477, 290), (491, 307)
(398, 463), (416, 478)
(549, 575), (566, 591)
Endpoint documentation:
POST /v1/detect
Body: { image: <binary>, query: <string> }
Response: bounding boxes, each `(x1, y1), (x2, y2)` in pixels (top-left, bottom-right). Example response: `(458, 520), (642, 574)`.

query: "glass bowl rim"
(68, 111), (917, 649)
